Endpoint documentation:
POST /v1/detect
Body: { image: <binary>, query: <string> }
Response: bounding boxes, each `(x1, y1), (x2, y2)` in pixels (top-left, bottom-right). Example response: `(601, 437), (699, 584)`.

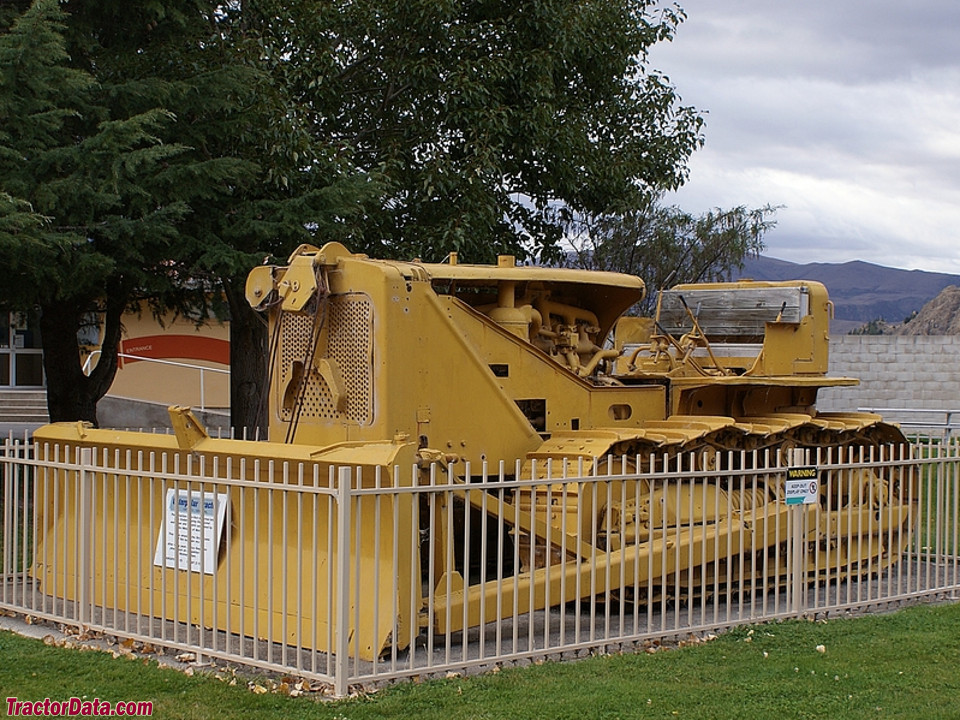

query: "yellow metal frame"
(32, 415), (419, 661)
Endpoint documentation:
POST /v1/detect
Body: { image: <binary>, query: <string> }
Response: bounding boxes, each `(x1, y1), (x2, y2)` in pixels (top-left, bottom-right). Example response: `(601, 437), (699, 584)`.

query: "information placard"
(785, 466), (819, 505)
(153, 489), (229, 574)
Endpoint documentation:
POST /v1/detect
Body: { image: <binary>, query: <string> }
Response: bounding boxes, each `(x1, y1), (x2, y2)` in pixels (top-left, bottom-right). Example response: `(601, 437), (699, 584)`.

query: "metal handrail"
(859, 407), (960, 438)
(82, 350), (229, 412)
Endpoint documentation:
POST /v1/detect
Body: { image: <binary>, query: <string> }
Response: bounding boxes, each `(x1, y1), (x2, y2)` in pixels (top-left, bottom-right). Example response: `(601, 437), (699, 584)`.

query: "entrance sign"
(154, 489), (230, 574)
(785, 466), (819, 505)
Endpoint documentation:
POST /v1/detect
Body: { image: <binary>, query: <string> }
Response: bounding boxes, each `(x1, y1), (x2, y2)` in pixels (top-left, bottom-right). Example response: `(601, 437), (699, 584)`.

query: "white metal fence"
(859, 407), (960, 440)
(2, 436), (959, 697)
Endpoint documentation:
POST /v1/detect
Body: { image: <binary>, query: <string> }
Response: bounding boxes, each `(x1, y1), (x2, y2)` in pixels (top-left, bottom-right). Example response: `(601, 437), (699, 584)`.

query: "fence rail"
(2, 437), (959, 696)
(859, 407), (960, 439)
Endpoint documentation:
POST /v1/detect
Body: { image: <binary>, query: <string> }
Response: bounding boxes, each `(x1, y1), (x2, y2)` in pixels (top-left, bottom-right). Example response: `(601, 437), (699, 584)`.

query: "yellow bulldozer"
(32, 242), (912, 660)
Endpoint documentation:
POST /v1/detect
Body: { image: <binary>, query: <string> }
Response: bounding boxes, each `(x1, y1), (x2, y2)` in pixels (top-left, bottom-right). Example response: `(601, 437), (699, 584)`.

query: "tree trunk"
(225, 277), (268, 439)
(40, 299), (88, 423)
(40, 285), (127, 426)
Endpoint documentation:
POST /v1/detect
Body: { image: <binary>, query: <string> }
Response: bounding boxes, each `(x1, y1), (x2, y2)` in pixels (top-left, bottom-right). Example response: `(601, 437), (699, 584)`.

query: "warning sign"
(785, 466), (819, 505)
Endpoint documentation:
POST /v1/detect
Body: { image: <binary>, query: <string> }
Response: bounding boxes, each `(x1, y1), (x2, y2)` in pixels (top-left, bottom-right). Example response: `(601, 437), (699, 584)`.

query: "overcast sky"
(649, 0), (960, 273)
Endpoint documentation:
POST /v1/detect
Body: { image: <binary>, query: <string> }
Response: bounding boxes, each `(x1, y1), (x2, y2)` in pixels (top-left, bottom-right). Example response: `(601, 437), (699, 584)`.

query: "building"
(1, 307), (230, 433)
(1, 311), (44, 388)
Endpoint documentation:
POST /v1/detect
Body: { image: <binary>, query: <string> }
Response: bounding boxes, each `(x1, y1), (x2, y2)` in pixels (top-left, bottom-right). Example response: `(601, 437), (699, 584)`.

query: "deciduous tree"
(567, 202), (778, 315)
(261, 0), (704, 262)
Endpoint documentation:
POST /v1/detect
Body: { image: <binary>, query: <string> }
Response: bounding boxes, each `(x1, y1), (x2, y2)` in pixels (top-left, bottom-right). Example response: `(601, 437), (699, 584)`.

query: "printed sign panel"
(153, 489), (230, 574)
(785, 466), (819, 505)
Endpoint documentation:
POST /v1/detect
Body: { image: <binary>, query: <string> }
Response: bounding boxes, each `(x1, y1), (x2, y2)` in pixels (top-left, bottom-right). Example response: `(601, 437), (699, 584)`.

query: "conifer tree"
(0, 0), (198, 422)
(0, 0), (371, 427)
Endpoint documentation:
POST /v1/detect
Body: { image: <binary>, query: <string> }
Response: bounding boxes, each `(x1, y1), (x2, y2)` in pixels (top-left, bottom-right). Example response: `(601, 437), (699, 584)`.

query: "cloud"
(652, 0), (960, 272)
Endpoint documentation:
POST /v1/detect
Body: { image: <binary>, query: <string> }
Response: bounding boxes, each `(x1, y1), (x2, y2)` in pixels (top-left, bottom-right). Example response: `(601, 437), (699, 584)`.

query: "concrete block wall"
(818, 336), (960, 413)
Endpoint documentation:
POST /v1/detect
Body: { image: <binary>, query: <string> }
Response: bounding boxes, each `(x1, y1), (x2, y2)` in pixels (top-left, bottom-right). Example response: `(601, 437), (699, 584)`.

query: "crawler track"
(502, 413), (914, 612)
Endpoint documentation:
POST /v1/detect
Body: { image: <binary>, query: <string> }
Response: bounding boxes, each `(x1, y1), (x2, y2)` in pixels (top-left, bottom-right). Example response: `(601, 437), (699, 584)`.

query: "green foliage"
(0, 0), (375, 423)
(259, 0), (704, 262)
(850, 318), (890, 335)
(0, 0), (232, 421)
(0, 193), (45, 248)
(568, 202), (777, 314)
(0, 0), (114, 308)
(0, 0), (231, 312)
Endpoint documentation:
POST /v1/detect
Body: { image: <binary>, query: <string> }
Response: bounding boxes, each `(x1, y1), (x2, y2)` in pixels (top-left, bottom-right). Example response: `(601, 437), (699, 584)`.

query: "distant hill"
(734, 256), (960, 333)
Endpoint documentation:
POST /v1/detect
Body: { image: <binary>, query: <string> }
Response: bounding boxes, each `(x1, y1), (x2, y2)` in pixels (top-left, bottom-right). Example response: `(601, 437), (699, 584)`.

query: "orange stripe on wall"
(120, 335), (230, 366)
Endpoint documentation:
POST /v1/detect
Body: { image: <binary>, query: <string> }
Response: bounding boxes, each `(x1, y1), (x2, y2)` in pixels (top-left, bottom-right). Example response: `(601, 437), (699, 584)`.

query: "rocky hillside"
(895, 285), (960, 335)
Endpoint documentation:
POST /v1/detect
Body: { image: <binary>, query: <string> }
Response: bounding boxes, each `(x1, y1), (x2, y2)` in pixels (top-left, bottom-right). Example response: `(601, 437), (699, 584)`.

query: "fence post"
(1, 438), (10, 601)
(334, 466), (352, 699)
(788, 448), (809, 617)
(77, 447), (93, 626)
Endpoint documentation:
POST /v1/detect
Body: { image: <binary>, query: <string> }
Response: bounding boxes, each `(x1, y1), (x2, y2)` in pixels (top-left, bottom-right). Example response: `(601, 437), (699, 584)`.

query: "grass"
(3, 602), (960, 719)
(0, 460), (35, 570)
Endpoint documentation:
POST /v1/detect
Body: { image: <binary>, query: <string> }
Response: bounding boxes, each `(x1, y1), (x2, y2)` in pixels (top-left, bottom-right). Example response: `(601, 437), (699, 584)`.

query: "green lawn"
(3, 602), (960, 719)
